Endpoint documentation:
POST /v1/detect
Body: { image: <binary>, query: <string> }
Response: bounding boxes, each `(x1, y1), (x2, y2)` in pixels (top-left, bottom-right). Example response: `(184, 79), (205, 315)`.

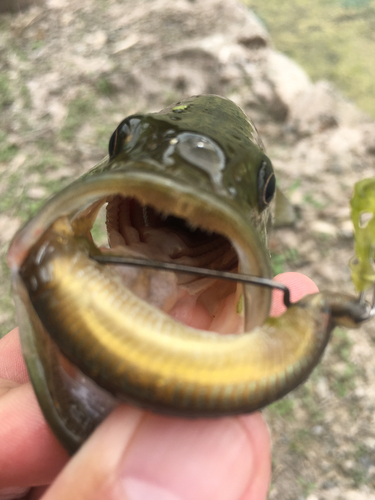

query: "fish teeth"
(142, 206), (150, 226)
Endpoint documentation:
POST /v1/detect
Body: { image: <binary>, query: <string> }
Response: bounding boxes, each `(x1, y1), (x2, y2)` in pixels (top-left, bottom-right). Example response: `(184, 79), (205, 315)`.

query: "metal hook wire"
(91, 254), (292, 308)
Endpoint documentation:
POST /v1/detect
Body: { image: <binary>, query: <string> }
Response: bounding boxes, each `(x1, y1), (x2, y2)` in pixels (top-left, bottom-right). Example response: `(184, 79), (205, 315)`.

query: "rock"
(289, 81), (339, 136)
(267, 51), (312, 111)
(27, 186), (48, 199)
(289, 80), (371, 137)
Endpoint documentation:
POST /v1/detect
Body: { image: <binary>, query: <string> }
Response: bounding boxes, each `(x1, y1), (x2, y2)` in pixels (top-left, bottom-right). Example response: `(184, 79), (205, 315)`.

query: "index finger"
(0, 328), (29, 384)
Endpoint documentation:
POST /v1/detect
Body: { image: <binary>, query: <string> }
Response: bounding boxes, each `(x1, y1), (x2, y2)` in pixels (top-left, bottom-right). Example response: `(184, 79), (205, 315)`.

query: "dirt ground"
(0, 0), (374, 498)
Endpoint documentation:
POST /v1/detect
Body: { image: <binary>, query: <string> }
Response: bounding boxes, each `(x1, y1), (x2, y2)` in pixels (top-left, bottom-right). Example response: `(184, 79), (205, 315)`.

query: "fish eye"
(258, 159), (276, 210)
(108, 118), (141, 159)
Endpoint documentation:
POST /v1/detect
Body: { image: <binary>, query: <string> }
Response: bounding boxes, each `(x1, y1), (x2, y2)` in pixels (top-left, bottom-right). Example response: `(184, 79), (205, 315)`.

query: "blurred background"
(247, 0), (375, 119)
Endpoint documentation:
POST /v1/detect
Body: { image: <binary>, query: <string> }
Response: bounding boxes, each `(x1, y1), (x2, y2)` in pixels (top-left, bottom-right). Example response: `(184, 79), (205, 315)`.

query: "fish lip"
(8, 167), (272, 329)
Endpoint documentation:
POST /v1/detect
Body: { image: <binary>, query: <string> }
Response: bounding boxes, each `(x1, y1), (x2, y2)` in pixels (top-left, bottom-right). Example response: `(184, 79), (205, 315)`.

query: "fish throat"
(99, 194), (241, 333)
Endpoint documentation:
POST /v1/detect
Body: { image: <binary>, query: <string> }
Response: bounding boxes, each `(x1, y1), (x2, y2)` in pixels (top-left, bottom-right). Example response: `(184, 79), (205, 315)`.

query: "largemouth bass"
(7, 95), (372, 453)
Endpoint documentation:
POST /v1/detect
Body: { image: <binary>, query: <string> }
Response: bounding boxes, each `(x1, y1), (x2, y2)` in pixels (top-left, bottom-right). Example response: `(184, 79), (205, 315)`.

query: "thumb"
(41, 406), (271, 500)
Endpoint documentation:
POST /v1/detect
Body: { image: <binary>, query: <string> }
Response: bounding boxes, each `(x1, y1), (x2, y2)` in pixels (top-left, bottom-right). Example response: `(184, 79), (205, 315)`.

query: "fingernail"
(124, 477), (182, 500)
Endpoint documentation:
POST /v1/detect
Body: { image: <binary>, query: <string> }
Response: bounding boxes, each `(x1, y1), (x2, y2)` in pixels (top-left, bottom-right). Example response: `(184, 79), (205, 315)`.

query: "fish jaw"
(7, 164), (272, 453)
(8, 166), (273, 331)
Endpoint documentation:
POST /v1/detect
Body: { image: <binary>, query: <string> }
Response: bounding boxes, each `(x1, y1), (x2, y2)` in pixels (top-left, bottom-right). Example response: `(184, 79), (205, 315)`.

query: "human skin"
(0, 272), (318, 500)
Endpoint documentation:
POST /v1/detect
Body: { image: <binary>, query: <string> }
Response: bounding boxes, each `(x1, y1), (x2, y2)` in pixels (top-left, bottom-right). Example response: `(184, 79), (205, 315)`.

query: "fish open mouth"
(97, 194), (242, 333)
(8, 168), (274, 449)
(9, 168), (273, 334)
(60, 168), (274, 335)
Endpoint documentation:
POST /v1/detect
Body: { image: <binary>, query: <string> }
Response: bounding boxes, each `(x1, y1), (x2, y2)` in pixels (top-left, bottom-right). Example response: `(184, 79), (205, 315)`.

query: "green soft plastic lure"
(351, 177), (375, 292)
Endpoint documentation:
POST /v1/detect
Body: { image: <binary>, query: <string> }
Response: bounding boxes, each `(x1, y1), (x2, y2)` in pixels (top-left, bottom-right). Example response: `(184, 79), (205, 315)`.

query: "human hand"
(0, 272), (318, 500)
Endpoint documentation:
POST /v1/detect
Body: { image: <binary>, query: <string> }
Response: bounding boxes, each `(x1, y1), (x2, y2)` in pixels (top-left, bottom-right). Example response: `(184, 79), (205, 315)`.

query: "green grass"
(0, 74), (13, 109)
(60, 94), (96, 142)
(0, 142), (19, 162)
(268, 397), (295, 419)
(28, 152), (64, 174)
(352, 443), (373, 487)
(30, 39), (45, 52)
(299, 382), (325, 422)
(331, 328), (353, 361)
(289, 429), (314, 457)
(0, 169), (62, 223)
(94, 123), (117, 152)
(271, 248), (300, 275)
(332, 361), (357, 397)
(244, 0), (375, 118)
(303, 193), (326, 210)
(328, 329), (361, 398)
(20, 85), (32, 109)
(95, 77), (115, 96)
(297, 476), (317, 496)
